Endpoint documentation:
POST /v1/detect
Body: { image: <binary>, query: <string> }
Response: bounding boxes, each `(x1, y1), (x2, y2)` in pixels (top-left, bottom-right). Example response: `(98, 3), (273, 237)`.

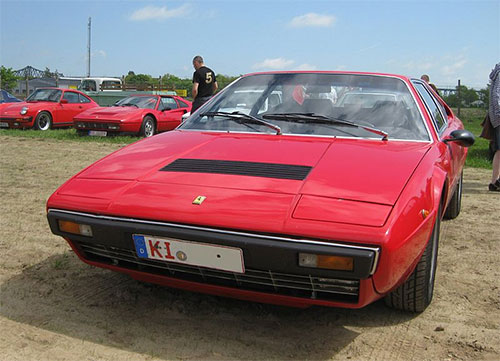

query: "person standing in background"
(421, 74), (439, 95)
(191, 56), (218, 113)
(487, 63), (500, 191)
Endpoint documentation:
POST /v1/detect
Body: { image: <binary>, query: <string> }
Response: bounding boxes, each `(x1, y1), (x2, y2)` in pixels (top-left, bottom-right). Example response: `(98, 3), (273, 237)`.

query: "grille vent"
(160, 159), (312, 180)
(76, 240), (359, 303)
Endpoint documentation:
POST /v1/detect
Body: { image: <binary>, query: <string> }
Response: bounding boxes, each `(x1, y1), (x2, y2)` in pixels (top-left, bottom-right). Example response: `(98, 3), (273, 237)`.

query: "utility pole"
(87, 17), (91, 77)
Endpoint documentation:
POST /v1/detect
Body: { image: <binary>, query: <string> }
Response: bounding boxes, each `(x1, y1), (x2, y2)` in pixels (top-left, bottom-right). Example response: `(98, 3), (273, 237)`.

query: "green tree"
(124, 72), (156, 87)
(442, 85), (480, 108)
(0, 66), (19, 91)
(478, 85), (490, 109)
(216, 74), (240, 91)
(44, 67), (54, 78)
(161, 73), (192, 96)
(460, 85), (479, 106)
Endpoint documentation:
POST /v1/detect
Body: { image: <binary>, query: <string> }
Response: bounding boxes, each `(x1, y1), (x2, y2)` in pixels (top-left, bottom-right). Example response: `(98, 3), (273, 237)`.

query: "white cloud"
(294, 63), (317, 70)
(289, 13), (335, 28)
(403, 61), (434, 72)
(253, 58), (295, 70)
(130, 4), (191, 21)
(441, 58), (468, 76)
(92, 50), (106, 58)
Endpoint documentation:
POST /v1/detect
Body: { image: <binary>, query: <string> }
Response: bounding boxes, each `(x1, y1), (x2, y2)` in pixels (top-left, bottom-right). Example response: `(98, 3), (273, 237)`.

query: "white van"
(78, 77), (122, 92)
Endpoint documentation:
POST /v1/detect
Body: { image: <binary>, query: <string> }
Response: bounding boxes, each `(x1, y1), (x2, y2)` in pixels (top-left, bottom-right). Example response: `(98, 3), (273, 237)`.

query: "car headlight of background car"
(20, 107), (28, 115)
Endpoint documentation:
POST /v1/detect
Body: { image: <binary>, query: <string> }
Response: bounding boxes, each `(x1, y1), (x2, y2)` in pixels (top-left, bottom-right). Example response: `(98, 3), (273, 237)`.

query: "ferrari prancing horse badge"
(192, 196), (207, 205)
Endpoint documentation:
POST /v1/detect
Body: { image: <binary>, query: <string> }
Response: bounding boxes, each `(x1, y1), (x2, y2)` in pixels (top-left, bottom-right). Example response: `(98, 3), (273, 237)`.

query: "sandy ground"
(0, 135), (499, 361)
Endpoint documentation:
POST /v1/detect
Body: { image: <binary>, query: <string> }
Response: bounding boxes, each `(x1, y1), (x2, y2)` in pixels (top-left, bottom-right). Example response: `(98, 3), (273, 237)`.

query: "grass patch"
(52, 254), (70, 270)
(0, 128), (139, 145)
(455, 108), (492, 169)
(0, 108), (493, 169)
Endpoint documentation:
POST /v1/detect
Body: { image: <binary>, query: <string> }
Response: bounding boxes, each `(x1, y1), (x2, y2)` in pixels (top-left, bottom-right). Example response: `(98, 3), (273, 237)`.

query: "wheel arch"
(35, 109), (54, 120)
(372, 155), (448, 295)
(143, 113), (157, 130)
(34, 110), (54, 130)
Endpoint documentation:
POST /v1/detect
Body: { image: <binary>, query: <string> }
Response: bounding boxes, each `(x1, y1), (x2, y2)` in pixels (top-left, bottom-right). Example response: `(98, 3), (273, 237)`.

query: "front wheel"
(444, 171), (463, 219)
(384, 205), (441, 312)
(140, 116), (155, 137)
(34, 111), (52, 131)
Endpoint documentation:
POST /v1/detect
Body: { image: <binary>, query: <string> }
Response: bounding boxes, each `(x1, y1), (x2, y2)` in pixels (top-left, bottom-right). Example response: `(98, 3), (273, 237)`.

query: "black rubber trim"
(160, 158), (312, 180)
(47, 209), (377, 279)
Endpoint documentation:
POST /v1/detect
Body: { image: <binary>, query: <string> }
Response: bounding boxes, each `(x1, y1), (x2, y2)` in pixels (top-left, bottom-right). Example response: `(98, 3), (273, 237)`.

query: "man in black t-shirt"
(191, 55), (218, 113)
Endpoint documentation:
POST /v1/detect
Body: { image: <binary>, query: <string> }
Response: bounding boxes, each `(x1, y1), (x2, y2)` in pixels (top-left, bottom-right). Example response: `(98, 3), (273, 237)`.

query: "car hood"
(52, 131), (430, 230)
(0, 101), (47, 115)
(75, 106), (143, 120)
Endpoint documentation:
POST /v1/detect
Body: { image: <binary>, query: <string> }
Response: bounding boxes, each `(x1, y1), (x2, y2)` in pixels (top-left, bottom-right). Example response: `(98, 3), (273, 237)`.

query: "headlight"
(20, 107), (28, 115)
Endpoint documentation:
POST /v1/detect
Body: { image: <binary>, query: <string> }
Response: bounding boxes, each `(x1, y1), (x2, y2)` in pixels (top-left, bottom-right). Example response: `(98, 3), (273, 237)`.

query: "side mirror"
(162, 106), (172, 112)
(60, 99), (68, 104)
(443, 129), (475, 147)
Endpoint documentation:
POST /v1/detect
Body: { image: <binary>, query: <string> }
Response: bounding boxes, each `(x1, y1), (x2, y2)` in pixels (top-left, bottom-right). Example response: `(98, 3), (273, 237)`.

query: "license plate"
(89, 130), (107, 136)
(133, 234), (245, 273)
(0, 122), (9, 128)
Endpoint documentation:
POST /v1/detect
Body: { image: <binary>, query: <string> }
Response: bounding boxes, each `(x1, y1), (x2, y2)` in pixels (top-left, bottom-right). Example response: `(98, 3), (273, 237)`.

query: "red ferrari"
(73, 94), (192, 137)
(47, 71), (474, 312)
(0, 88), (98, 130)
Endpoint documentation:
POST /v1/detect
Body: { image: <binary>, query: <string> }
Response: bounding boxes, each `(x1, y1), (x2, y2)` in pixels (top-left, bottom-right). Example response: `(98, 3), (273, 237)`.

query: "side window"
(102, 81), (121, 90)
(161, 97), (178, 110)
(414, 82), (446, 133)
(79, 94), (91, 103)
(178, 99), (189, 108)
(63, 92), (80, 103)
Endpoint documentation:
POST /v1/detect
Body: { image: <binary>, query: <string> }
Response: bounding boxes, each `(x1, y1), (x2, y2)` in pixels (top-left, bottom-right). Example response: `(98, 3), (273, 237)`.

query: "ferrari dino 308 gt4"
(47, 71), (474, 312)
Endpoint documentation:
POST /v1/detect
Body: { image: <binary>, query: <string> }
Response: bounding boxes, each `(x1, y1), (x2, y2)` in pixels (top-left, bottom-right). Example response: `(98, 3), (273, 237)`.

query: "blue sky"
(1, 0), (498, 88)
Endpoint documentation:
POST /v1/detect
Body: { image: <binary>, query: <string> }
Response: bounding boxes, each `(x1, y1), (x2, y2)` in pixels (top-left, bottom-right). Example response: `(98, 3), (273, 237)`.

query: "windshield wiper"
(201, 111), (282, 135)
(122, 104), (139, 108)
(263, 113), (388, 140)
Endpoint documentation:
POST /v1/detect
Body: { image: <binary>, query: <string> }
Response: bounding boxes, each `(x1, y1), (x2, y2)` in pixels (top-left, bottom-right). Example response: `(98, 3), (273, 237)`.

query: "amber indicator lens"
(299, 253), (354, 271)
(58, 220), (93, 237)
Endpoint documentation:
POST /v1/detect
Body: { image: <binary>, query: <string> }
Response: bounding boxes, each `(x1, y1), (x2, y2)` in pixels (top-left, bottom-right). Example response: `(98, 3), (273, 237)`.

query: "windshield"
(115, 96), (157, 109)
(181, 73), (430, 141)
(26, 89), (62, 102)
(78, 80), (97, 91)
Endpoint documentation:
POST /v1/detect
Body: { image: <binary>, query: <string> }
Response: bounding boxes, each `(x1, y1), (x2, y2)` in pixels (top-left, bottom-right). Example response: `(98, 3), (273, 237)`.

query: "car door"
(57, 91), (85, 125)
(157, 97), (184, 131)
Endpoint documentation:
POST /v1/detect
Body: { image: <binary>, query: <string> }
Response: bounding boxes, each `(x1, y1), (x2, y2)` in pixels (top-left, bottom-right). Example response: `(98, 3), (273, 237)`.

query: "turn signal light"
(299, 253), (354, 271)
(58, 220), (93, 237)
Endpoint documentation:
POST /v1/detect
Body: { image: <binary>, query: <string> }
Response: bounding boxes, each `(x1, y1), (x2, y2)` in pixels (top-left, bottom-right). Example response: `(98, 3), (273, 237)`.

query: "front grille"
(77, 121), (115, 130)
(75, 240), (359, 303)
(160, 159), (312, 180)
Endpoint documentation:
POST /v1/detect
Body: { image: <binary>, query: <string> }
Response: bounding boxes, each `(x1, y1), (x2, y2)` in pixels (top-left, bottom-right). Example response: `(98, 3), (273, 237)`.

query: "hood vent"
(160, 159), (312, 180)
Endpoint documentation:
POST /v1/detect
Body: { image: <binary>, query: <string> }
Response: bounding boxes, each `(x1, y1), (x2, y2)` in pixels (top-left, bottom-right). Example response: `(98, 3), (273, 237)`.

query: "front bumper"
(47, 208), (381, 308)
(0, 116), (33, 129)
(74, 120), (141, 134)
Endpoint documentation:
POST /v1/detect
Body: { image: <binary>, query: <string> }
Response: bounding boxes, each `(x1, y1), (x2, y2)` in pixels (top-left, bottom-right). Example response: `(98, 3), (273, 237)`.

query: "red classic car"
(73, 95), (192, 137)
(47, 71), (474, 312)
(0, 88), (98, 130)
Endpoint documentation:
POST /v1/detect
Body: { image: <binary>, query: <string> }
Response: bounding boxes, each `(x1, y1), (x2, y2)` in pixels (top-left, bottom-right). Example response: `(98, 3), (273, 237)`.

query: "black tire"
(384, 204), (441, 312)
(444, 171), (462, 219)
(34, 111), (52, 131)
(140, 116), (155, 137)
